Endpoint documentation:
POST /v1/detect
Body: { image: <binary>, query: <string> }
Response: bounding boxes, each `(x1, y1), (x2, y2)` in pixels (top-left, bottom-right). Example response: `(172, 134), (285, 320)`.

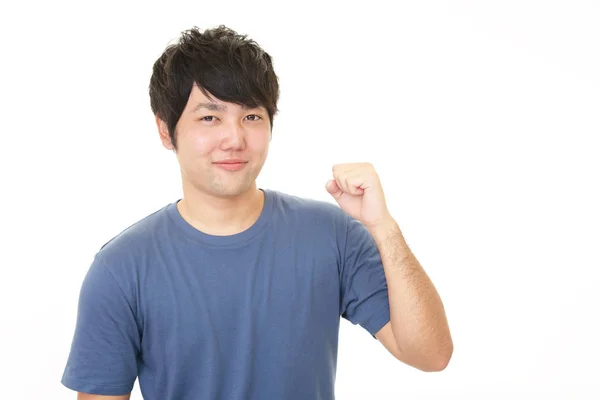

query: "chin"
(211, 183), (254, 198)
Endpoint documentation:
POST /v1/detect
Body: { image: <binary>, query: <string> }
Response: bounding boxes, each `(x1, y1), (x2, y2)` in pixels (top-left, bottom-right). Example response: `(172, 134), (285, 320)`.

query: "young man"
(61, 25), (453, 400)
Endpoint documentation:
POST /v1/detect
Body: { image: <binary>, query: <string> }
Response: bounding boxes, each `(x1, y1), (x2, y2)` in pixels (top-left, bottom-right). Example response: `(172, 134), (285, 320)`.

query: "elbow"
(408, 341), (453, 372)
(421, 354), (451, 372)
(422, 342), (453, 372)
(394, 334), (454, 372)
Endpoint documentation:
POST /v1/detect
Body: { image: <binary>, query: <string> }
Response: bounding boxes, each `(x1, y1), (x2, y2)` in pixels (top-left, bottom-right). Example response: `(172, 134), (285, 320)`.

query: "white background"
(1, 0), (598, 399)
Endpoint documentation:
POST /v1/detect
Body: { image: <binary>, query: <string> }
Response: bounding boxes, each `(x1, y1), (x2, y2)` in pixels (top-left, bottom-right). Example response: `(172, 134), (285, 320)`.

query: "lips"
(213, 160), (247, 171)
(214, 158), (246, 163)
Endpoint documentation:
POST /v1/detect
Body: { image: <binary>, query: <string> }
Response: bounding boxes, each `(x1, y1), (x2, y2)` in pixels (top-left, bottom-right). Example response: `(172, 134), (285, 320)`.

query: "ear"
(156, 115), (175, 151)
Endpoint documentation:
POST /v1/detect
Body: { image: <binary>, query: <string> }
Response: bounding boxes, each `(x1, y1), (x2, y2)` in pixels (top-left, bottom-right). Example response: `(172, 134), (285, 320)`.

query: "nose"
(220, 122), (247, 151)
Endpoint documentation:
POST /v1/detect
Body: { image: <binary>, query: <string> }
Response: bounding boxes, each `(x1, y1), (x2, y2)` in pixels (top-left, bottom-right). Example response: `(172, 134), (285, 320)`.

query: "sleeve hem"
(364, 305), (391, 339)
(61, 375), (134, 396)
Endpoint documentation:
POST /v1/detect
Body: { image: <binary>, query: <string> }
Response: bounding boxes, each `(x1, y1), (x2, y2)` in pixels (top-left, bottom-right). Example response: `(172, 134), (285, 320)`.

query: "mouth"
(213, 161), (248, 171)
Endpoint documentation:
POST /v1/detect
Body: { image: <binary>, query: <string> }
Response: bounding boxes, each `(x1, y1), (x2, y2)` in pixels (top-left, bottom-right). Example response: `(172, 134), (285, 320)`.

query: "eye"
(246, 114), (262, 121)
(199, 116), (217, 122)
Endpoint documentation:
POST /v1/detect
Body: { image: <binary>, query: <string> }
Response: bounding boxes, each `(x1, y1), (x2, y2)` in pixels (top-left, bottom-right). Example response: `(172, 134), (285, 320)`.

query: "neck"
(177, 183), (265, 236)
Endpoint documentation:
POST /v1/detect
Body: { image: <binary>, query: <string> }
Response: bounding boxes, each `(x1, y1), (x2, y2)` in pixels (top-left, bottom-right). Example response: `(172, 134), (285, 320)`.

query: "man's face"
(158, 84), (271, 198)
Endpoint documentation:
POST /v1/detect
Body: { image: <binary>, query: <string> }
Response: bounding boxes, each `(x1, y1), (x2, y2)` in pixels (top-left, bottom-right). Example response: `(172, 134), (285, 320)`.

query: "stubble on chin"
(207, 164), (258, 197)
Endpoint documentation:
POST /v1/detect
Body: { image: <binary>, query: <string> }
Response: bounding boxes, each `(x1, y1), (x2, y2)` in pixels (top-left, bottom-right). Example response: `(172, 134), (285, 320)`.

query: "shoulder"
(269, 190), (376, 248)
(270, 189), (345, 218)
(270, 189), (350, 226)
(94, 202), (172, 269)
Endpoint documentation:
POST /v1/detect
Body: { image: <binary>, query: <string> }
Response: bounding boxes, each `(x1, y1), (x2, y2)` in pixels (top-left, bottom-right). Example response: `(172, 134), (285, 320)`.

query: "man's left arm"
(326, 162), (453, 372)
(368, 218), (453, 372)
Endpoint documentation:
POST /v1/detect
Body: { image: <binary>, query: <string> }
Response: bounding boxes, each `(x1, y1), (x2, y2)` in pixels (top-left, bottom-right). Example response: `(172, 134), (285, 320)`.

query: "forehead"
(186, 85), (262, 112)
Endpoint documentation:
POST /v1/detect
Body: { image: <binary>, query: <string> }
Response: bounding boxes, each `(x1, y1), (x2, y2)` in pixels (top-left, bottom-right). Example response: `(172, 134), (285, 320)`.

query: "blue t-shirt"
(62, 188), (391, 399)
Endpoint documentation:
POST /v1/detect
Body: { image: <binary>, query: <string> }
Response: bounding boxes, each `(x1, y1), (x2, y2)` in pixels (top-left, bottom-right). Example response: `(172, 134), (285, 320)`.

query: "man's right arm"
(78, 393), (131, 400)
(62, 256), (140, 396)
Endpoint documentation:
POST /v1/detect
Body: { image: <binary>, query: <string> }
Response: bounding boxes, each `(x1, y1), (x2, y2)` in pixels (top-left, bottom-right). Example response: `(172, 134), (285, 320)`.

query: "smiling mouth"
(213, 161), (248, 171)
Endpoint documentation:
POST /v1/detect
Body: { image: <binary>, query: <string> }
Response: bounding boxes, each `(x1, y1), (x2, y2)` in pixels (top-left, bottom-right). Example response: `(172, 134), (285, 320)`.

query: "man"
(62, 25), (453, 399)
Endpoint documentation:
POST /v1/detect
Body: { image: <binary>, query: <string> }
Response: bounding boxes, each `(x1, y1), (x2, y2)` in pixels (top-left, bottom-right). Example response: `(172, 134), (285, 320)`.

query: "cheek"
(180, 131), (218, 157)
(248, 132), (270, 154)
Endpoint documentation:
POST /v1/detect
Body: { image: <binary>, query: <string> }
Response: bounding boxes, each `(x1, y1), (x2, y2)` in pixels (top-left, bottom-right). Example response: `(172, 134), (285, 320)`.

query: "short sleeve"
(61, 256), (140, 395)
(340, 216), (391, 339)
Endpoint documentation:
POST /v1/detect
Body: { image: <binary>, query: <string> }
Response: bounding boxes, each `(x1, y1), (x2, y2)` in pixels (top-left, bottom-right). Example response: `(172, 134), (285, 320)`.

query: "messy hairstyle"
(149, 25), (280, 149)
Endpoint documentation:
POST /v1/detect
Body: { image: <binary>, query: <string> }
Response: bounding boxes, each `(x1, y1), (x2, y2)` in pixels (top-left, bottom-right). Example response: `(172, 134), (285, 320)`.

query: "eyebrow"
(191, 102), (260, 113)
(192, 102), (228, 112)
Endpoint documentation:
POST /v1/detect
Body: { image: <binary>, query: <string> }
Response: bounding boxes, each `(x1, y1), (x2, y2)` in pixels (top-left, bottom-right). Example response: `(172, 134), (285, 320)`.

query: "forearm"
(368, 218), (453, 367)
